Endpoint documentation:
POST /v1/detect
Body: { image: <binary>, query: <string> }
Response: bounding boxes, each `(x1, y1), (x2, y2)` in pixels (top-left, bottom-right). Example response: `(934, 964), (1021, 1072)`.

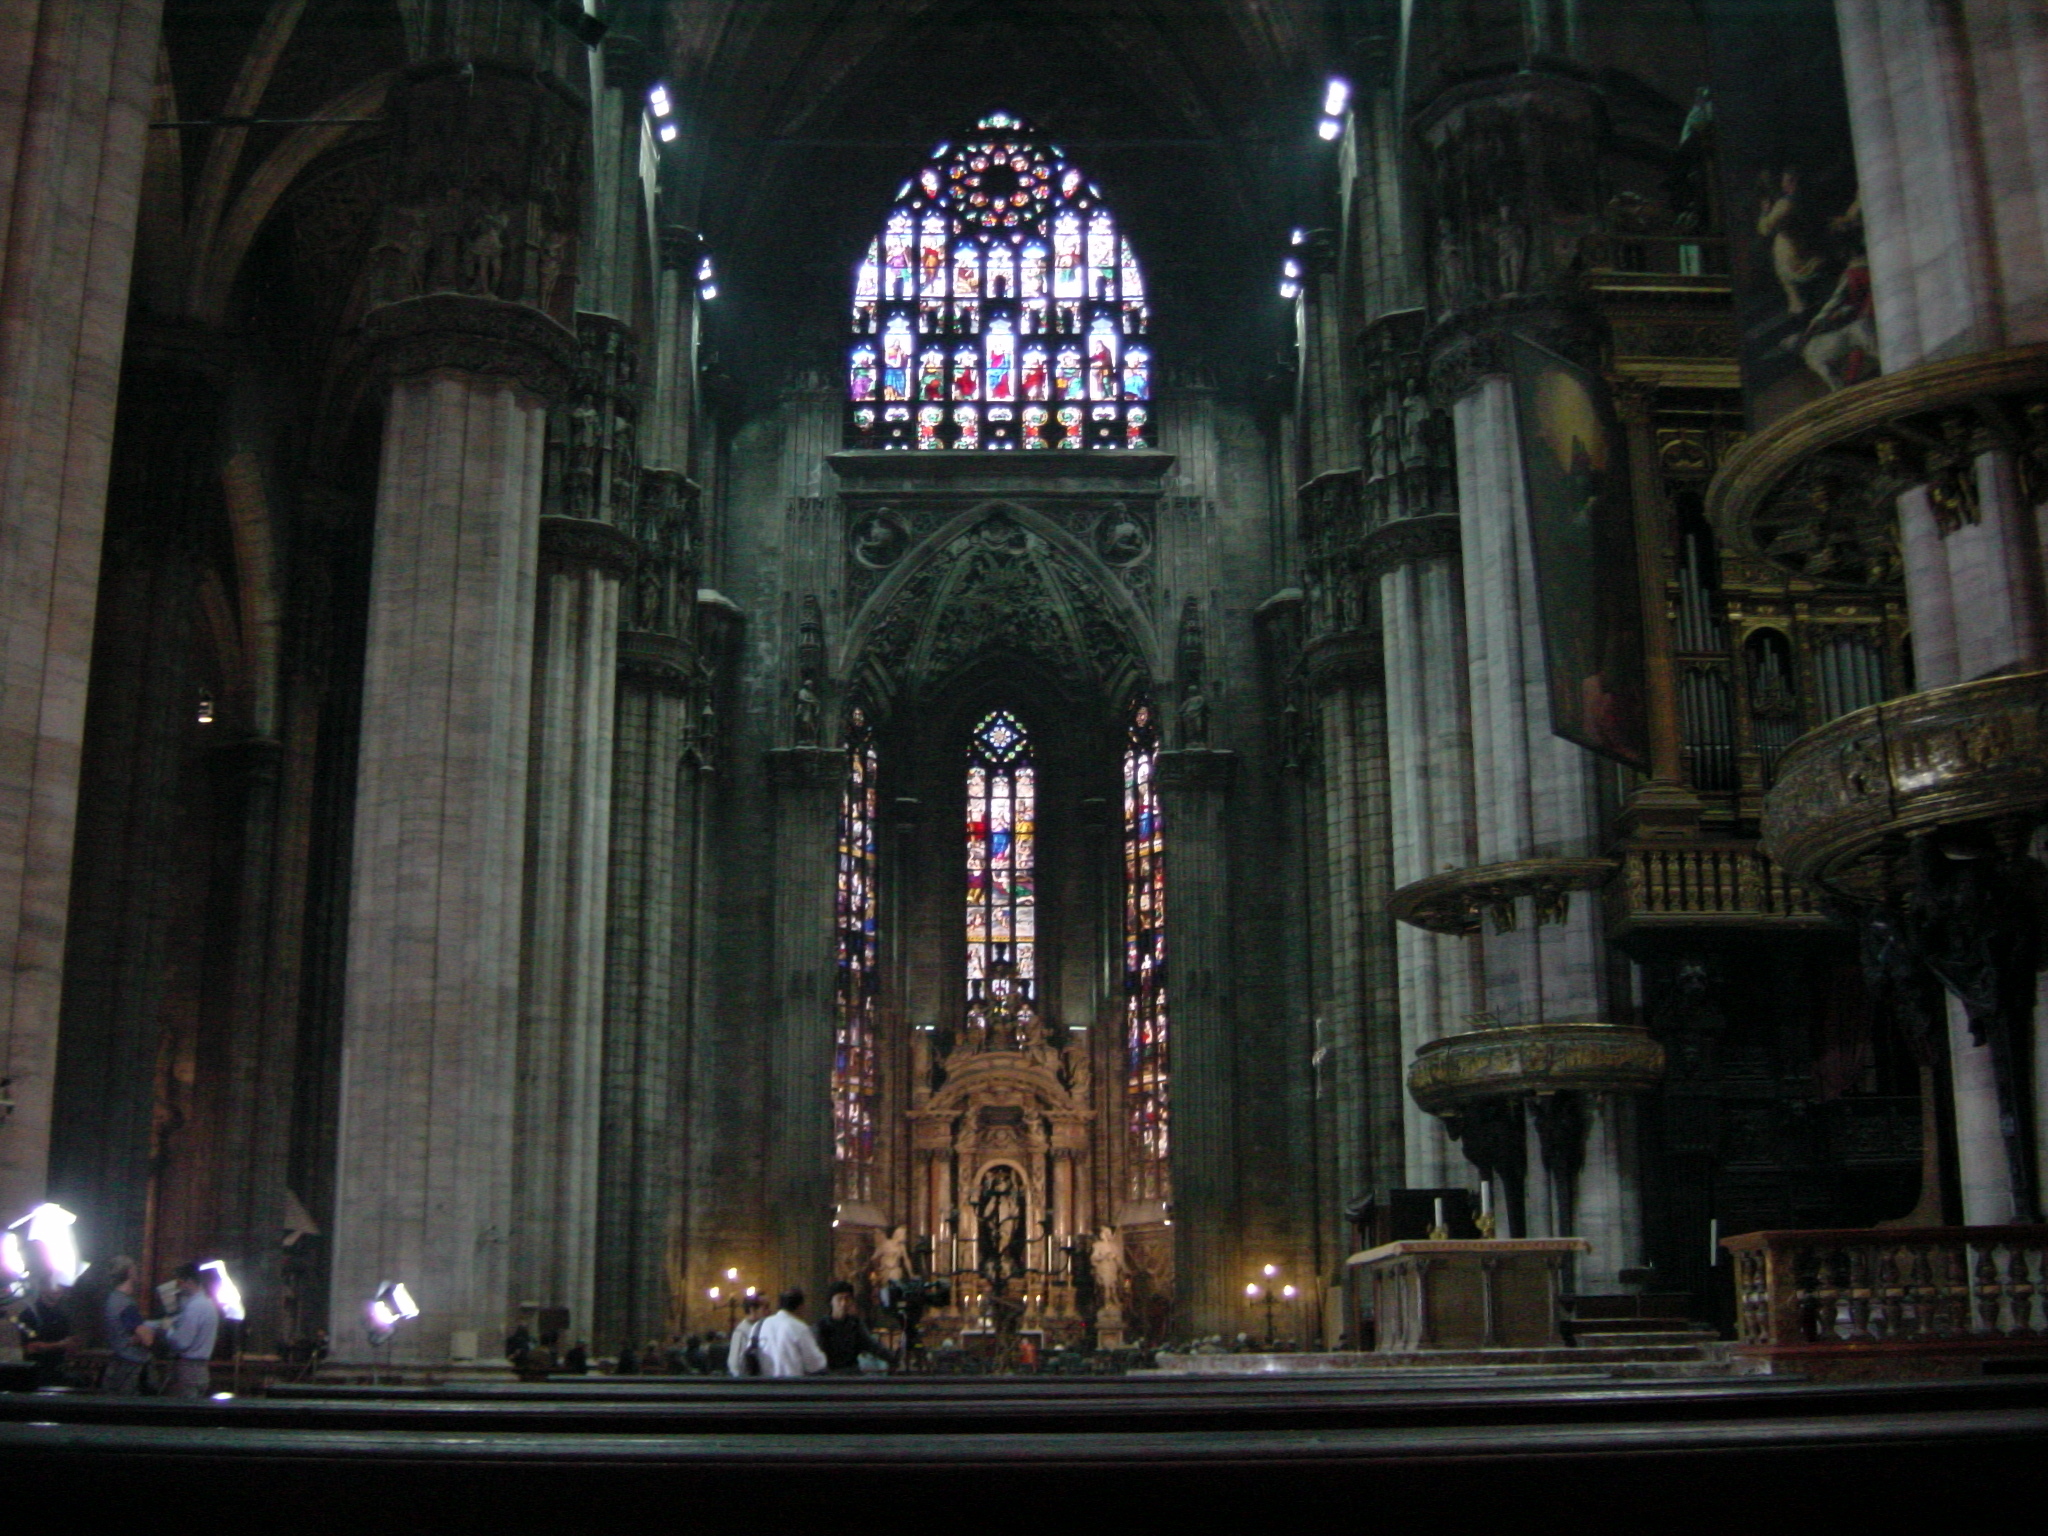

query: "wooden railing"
(1724, 1228), (2048, 1363)
(1608, 843), (1828, 935)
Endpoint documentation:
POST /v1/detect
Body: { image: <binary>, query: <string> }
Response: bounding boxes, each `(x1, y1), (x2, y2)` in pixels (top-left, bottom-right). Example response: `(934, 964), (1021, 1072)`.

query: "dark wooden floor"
(5, 1372), (2042, 1529)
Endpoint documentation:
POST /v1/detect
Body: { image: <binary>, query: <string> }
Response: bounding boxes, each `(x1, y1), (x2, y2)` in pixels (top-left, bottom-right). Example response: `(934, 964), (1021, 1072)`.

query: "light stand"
(200, 1260), (245, 1395)
(365, 1281), (419, 1385)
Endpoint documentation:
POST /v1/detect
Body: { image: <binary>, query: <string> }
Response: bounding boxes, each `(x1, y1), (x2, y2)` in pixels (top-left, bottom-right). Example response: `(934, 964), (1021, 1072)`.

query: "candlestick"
(1433, 1196), (1444, 1229)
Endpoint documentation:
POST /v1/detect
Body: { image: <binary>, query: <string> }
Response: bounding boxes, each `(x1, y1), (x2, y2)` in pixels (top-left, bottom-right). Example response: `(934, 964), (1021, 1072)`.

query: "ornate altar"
(903, 962), (1099, 1345)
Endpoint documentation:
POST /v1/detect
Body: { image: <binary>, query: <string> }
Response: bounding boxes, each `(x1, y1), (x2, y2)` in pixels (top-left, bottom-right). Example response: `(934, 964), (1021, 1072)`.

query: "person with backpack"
(726, 1292), (770, 1377)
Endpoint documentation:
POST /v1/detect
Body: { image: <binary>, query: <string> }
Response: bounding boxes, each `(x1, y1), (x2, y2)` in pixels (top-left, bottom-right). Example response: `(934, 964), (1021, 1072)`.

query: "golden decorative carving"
(1760, 670), (2048, 899)
(1605, 841), (1827, 935)
(1707, 343), (2048, 589)
(1388, 858), (1618, 937)
(1408, 1023), (1666, 1117)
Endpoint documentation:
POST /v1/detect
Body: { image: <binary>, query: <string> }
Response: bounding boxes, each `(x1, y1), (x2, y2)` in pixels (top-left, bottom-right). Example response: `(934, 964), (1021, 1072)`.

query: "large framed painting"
(1701, 0), (1879, 427)
(1508, 334), (1650, 771)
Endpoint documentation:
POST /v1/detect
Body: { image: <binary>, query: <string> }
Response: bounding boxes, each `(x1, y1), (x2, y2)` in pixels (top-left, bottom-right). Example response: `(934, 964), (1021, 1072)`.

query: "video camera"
(878, 1275), (952, 1319)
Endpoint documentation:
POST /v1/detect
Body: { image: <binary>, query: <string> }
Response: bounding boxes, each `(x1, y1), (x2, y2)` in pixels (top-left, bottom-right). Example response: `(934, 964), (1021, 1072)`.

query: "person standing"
(725, 1292), (770, 1377)
(751, 1288), (826, 1378)
(100, 1258), (152, 1395)
(815, 1281), (890, 1373)
(155, 1261), (220, 1399)
(16, 1271), (73, 1387)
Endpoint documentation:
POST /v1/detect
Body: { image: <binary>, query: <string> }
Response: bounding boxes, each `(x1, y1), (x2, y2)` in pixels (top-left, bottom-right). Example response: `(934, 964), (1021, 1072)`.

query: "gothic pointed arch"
(840, 501), (1158, 717)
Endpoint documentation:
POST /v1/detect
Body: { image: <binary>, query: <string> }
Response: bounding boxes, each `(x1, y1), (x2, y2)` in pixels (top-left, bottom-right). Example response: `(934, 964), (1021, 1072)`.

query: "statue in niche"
(462, 209), (508, 297)
(1026, 1025), (1062, 1077)
(636, 560), (665, 632)
(1367, 404), (1393, 480)
(1178, 682), (1209, 746)
(871, 1225), (912, 1284)
(1399, 386), (1432, 471)
(368, 207), (429, 305)
(1090, 1227), (1126, 1308)
(1060, 1041), (1091, 1098)
(975, 1165), (1028, 1283)
(566, 401), (600, 516)
(535, 228), (571, 315)
(1095, 504), (1148, 565)
(793, 675), (821, 745)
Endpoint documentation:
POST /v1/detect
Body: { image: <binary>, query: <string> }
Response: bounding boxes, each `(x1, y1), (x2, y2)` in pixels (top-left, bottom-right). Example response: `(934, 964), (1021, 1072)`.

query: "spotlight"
(366, 1280), (419, 1343)
(1283, 259), (1301, 279)
(698, 258), (715, 283)
(648, 85), (672, 118)
(1278, 281), (1299, 299)
(0, 1203), (81, 1294)
(199, 1260), (245, 1322)
(1323, 78), (1351, 117)
(1317, 118), (1342, 142)
(658, 122), (678, 143)
(700, 284), (718, 301)
(1290, 228), (1306, 246)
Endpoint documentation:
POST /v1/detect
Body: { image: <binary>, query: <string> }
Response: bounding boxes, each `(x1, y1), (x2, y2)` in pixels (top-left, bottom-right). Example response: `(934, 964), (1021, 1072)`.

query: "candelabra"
(1245, 1264), (1298, 1346)
(706, 1267), (756, 1331)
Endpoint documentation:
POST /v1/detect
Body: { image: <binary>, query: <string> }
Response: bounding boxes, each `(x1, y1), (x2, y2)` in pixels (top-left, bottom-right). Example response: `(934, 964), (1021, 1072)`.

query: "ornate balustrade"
(1606, 841), (1827, 936)
(1723, 1226), (2048, 1378)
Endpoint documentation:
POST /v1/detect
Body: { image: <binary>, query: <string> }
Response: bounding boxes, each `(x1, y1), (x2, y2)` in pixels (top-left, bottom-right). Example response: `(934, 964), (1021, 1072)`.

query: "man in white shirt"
(750, 1288), (827, 1378)
(725, 1292), (769, 1377)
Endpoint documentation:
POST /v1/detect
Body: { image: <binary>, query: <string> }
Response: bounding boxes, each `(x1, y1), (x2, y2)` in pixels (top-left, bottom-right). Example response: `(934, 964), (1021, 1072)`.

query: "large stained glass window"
(1123, 698), (1169, 1198)
(834, 709), (880, 1199)
(848, 112), (1152, 452)
(965, 710), (1036, 1039)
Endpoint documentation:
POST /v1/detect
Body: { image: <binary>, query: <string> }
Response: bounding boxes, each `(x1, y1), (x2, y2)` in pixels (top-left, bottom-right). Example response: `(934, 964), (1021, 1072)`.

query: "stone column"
(1836, 0), (2048, 1218)
(1303, 638), (1403, 1209)
(597, 467), (701, 1349)
(200, 733), (292, 1340)
(1157, 746), (1238, 1335)
(1448, 370), (1636, 1287)
(46, 521), (200, 1253)
(0, 0), (160, 1214)
(327, 53), (586, 1361)
(1379, 530), (1479, 1188)
(765, 746), (845, 1300)
(511, 515), (631, 1337)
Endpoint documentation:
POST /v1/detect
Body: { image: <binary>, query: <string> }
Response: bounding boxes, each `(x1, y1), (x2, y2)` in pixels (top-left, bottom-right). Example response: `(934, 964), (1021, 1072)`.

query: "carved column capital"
(360, 60), (588, 328)
(1425, 297), (1606, 409)
(362, 293), (580, 399)
(1301, 629), (1383, 693)
(616, 630), (691, 695)
(540, 514), (639, 575)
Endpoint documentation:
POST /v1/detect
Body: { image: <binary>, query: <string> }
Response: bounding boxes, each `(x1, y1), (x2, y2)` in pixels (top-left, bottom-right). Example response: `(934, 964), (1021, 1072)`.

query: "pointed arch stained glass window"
(1124, 698), (1169, 1199)
(849, 113), (1152, 451)
(833, 710), (880, 1199)
(965, 710), (1036, 1019)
